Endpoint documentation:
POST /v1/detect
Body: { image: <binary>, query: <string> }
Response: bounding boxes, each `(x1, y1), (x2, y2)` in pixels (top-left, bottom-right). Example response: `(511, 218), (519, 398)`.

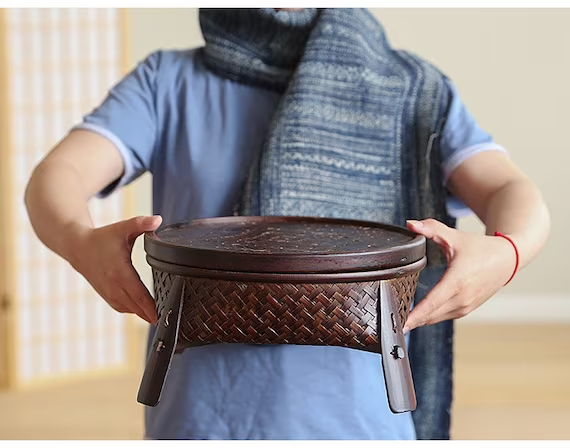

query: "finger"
(107, 289), (154, 324)
(84, 281), (137, 317)
(406, 218), (456, 256)
(122, 215), (163, 245)
(122, 266), (159, 325)
(107, 301), (130, 314)
(406, 293), (467, 330)
(96, 264), (154, 324)
(403, 268), (460, 333)
(117, 280), (156, 325)
(422, 309), (466, 327)
(406, 218), (451, 239)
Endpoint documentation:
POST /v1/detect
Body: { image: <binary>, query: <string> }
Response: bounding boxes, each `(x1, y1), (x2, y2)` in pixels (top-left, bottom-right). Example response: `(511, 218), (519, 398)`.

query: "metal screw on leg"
(155, 339), (166, 352)
(390, 313), (397, 333)
(390, 344), (405, 360)
(164, 309), (173, 327)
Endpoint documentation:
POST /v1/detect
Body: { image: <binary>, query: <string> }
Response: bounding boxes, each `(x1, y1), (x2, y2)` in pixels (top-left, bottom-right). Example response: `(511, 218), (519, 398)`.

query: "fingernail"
(403, 326), (410, 334)
(406, 220), (423, 228)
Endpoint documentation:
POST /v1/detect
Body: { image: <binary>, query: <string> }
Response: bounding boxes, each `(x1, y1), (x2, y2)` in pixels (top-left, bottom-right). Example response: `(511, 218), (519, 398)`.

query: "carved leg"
(137, 276), (185, 407)
(378, 280), (417, 413)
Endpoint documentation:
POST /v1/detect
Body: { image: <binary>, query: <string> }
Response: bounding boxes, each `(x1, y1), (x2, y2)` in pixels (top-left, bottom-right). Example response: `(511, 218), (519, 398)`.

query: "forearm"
(25, 131), (159, 324)
(25, 158), (95, 267)
(405, 178), (550, 330)
(481, 178), (550, 268)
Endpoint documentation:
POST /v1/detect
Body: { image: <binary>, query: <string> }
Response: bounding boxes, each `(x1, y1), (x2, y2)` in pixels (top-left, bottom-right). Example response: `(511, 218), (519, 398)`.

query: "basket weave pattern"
(152, 269), (418, 350)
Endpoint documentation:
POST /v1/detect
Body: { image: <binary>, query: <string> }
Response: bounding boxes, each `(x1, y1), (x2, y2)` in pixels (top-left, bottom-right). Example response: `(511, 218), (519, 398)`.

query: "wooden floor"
(1, 324), (569, 440)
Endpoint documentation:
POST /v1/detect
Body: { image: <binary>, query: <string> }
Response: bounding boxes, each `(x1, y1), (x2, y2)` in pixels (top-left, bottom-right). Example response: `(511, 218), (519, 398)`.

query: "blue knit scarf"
(200, 9), (451, 230)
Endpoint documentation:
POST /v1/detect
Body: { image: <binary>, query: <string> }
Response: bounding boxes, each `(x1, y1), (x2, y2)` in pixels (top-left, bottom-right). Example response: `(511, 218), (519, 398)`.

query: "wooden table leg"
(137, 276), (185, 407)
(378, 280), (417, 413)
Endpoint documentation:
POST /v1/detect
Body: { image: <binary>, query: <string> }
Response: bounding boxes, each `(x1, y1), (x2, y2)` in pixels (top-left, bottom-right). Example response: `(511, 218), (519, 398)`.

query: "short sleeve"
(71, 51), (161, 197)
(440, 80), (508, 218)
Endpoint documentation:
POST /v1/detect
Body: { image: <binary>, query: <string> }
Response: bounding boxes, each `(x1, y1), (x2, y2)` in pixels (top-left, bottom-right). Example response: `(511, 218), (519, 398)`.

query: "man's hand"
(403, 218), (516, 333)
(66, 215), (162, 325)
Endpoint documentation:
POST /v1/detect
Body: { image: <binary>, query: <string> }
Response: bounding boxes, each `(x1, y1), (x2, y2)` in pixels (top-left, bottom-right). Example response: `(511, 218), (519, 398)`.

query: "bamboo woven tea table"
(137, 216), (426, 413)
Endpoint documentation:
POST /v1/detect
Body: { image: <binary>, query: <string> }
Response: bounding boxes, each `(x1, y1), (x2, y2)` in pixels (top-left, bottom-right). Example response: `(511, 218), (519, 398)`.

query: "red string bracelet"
(494, 231), (519, 285)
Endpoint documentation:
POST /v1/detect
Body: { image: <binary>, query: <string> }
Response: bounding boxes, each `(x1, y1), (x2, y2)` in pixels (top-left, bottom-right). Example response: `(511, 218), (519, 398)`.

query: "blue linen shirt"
(74, 48), (505, 440)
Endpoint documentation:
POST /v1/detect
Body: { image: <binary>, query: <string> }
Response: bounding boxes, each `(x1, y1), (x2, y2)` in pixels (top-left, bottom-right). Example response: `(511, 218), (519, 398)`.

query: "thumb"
(122, 215), (163, 242)
(406, 218), (454, 246)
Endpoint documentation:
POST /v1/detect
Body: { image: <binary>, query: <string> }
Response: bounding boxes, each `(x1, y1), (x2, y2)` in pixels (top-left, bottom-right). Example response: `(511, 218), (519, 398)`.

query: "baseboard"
(459, 293), (570, 324)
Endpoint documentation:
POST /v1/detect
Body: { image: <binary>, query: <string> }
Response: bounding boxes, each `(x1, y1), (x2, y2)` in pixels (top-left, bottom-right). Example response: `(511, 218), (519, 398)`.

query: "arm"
(25, 130), (122, 262)
(447, 151), (549, 267)
(25, 129), (159, 324)
(403, 150), (550, 331)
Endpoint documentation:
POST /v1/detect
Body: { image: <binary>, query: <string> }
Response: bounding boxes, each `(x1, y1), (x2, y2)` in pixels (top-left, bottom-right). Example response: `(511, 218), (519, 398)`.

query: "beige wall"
(126, 9), (569, 301)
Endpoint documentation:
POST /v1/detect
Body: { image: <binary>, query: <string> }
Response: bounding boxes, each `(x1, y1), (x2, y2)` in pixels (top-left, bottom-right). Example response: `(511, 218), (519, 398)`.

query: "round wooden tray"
(144, 215), (426, 276)
(139, 216), (424, 413)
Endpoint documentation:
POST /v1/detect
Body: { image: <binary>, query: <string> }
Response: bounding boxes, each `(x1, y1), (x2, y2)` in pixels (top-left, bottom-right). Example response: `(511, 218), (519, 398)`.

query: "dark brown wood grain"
(140, 216), (425, 412)
(379, 280), (417, 413)
(144, 216), (425, 274)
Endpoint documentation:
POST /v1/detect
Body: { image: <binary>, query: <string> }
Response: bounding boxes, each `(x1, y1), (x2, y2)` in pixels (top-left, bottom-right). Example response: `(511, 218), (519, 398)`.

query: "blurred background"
(0, 7), (568, 440)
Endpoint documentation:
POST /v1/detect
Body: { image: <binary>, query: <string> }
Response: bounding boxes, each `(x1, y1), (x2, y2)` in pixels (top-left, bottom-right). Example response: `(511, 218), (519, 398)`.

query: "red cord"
(494, 231), (520, 286)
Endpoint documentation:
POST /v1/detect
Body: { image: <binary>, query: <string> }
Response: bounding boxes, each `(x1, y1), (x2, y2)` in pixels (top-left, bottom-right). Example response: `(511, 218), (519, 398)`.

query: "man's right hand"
(65, 215), (162, 325)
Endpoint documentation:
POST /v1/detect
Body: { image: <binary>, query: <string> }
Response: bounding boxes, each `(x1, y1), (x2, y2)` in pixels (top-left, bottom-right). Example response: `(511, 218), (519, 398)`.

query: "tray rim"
(147, 254), (427, 283)
(144, 215), (426, 274)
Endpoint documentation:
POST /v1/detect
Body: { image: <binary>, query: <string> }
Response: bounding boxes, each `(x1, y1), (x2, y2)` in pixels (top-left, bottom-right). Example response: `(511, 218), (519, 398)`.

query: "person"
(24, 8), (550, 440)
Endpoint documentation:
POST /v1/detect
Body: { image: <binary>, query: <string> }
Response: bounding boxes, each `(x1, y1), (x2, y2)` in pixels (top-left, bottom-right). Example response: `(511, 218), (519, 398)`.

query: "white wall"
(126, 9), (570, 323)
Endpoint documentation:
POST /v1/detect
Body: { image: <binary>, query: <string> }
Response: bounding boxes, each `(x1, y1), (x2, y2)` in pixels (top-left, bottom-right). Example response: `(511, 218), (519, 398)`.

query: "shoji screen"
(0, 8), (134, 388)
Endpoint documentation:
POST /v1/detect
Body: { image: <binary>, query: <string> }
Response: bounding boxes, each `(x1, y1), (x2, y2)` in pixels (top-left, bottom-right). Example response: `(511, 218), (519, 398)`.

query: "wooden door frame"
(0, 8), (16, 390)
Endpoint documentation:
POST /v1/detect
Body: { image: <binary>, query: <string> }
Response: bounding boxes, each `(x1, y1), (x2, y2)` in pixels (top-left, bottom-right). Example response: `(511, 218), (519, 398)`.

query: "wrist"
(493, 231), (520, 285)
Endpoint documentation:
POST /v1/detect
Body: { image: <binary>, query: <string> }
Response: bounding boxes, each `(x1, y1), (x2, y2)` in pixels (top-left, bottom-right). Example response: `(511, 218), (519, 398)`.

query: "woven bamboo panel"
(152, 269), (418, 351)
